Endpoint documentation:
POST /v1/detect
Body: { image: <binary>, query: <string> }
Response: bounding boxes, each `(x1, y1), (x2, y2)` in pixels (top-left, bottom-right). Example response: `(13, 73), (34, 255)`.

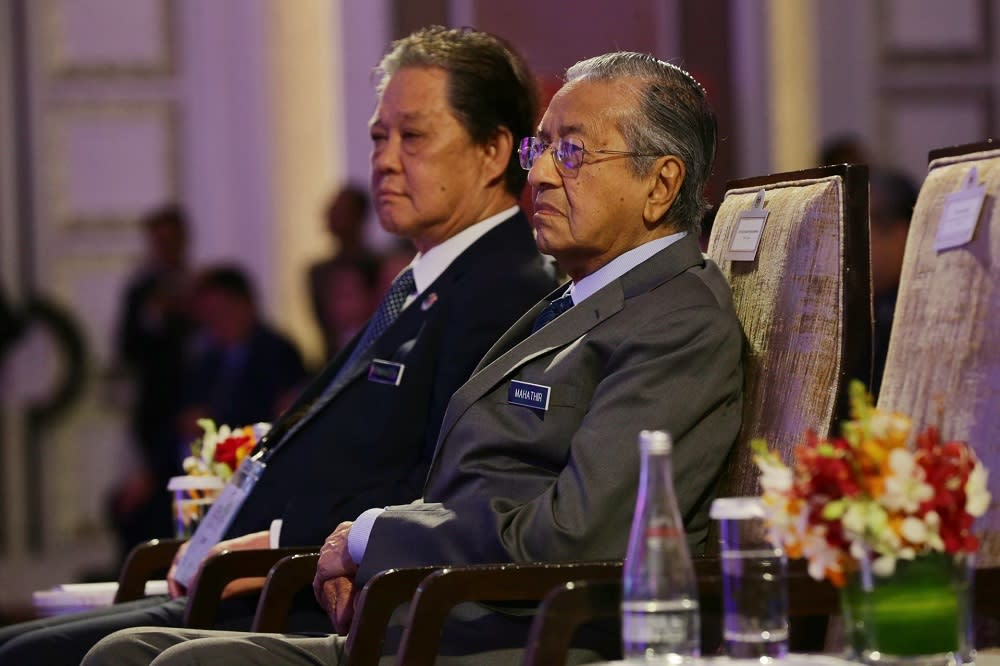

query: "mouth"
(532, 202), (563, 217)
(376, 190), (406, 203)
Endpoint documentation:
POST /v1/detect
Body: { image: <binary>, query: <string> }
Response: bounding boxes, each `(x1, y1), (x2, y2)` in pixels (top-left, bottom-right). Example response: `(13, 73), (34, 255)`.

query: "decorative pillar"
(767, 0), (819, 172)
(264, 0), (344, 366)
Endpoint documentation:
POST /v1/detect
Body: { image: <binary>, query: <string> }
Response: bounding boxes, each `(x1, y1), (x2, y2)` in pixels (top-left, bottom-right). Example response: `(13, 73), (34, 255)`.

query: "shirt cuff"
(348, 508), (385, 563)
(269, 519), (283, 548)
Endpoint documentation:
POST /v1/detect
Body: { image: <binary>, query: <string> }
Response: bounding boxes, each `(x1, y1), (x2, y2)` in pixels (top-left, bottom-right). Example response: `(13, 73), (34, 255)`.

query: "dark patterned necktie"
(340, 267), (416, 370)
(283, 268), (417, 440)
(531, 292), (574, 333)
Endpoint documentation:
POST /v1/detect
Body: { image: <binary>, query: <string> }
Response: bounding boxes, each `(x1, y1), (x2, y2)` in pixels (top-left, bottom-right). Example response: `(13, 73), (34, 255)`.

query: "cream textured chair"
(877, 140), (1000, 567)
(705, 163), (872, 502)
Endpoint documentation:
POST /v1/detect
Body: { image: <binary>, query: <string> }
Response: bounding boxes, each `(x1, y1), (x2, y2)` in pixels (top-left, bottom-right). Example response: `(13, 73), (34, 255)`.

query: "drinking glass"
(711, 496), (789, 661)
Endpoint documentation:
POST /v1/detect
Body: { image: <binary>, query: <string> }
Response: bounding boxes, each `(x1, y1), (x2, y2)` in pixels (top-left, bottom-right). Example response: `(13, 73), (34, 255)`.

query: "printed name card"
(726, 189), (769, 262)
(507, 380), (550, 411)
(935, 166), (986, 252)
(368, 359), (405, 386)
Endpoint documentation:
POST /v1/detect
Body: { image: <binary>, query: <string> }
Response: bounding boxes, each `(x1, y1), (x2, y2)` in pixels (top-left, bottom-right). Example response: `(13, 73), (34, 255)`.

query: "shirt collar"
(569, 231), (688, 305)
(408, 205), (519, 296)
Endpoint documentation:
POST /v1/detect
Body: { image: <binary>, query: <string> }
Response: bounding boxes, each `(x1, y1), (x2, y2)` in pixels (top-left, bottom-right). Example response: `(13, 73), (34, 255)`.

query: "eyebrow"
(369, 110), (430, 130)
(537, 122), (586, 141)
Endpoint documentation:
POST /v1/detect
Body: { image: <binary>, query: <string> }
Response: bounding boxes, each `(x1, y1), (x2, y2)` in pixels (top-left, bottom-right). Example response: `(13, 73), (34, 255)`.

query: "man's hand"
(313, 522), (359, 634)
(166, 531), (271, 600)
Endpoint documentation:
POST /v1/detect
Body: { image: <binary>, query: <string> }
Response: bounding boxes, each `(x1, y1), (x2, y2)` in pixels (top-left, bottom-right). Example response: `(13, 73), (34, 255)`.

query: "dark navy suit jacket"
(226, 212), (557, 546)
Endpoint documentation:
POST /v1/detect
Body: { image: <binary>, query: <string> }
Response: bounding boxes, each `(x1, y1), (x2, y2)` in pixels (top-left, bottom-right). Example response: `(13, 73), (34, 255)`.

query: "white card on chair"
(726, 189), (769, 262)
(935, 166), (986, 252)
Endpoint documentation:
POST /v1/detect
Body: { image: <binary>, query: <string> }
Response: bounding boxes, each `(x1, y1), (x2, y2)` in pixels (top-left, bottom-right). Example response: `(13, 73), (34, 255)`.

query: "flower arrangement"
(752, 380), (990, 586)
(182, 419), (270, 481)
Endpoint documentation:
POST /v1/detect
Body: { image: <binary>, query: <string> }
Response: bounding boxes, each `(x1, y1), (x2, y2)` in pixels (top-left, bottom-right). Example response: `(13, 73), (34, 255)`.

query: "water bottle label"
(622, 600), (699, 647)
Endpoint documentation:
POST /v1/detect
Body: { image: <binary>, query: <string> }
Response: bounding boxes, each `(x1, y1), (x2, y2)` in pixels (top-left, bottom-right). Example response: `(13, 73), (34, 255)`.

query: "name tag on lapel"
(507, 380), (550, 411)
(368, 359), (405, 386)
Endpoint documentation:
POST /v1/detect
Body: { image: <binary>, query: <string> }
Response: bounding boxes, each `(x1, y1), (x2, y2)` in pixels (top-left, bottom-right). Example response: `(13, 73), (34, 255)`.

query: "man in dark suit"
(84, 50), (743, 666)
(179, 264), (306, 435)
(0, 26), (554, 666)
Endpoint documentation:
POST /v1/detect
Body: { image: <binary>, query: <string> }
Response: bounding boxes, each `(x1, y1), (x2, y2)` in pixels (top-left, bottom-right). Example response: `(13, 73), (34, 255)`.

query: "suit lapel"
(264, 214), (538, 450)
(435, 279), (625, 445)
(433, 233), (707, 449)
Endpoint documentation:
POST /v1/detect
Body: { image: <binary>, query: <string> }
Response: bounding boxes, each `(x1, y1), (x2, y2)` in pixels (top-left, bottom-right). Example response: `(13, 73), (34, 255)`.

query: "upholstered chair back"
(877, 142), (1000, 566)
(706, 165), (872, 503)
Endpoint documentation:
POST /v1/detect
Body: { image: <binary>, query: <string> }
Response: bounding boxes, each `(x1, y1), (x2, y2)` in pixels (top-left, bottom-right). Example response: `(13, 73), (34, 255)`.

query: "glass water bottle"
(622, 430), (700, 662)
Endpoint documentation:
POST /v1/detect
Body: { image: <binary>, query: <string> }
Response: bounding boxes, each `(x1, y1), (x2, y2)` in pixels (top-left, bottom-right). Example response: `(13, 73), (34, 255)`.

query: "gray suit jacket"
(357, 233), (743, 586)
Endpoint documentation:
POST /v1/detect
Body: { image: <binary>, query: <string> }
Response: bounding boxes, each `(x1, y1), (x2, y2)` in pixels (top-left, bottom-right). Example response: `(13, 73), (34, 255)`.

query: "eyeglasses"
(518, 136), (662, 176)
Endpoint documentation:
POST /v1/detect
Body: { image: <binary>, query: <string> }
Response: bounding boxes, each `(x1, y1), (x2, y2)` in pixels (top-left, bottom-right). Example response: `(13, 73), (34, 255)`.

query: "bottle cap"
(710, 496), (765, 520)
(639, 429), (672, 454)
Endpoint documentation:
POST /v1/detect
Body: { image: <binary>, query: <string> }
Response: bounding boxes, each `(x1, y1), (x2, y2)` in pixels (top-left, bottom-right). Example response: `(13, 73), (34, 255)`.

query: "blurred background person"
(818, 134), (871, 167)
(179, 265), (306, 442)
(869, 167), (918, 397)
(109, 204), (195, 566)
(318, 261), (378, 357)
(373, 239), (417, 297)
(307, 186), (379, 362)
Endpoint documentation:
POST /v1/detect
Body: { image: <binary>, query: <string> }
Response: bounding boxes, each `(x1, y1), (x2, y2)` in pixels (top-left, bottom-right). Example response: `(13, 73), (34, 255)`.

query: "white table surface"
(590, 652), (1000, 666)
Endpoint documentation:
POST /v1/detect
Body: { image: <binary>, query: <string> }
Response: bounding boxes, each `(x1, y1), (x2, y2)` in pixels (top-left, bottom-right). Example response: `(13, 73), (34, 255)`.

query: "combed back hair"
(375, 26), (539, 196)
(565, 52), (717, 233)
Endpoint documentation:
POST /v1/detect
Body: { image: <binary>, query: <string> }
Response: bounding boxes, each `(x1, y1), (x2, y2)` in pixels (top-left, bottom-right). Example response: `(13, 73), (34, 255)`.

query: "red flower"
(213, 433), (253, 469)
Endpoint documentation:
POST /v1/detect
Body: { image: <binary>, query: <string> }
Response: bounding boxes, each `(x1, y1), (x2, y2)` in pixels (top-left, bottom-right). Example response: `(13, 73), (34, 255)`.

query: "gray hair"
(565, 52), (717, 233)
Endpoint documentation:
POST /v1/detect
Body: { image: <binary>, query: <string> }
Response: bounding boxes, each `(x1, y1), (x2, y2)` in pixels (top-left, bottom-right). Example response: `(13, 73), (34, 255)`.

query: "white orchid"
(882, 448), (935, 513)
(966, 462), (990, 517)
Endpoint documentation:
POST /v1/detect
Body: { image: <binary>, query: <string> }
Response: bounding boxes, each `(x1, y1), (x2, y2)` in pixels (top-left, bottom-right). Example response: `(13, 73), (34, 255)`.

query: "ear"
(643, 156), (686, 226)
(480, 126), (514, 185)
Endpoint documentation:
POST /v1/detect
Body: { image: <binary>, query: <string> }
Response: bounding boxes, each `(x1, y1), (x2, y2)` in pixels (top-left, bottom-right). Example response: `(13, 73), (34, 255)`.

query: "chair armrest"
(344, 566), (440, 666)
(251, 553), (320, 633)
(524, 579), (622, 666)
(975, 564), (999, 616)
(114, 538), (185, 603)
(396, 560), (623, 666)
(182, 546), (317, 628)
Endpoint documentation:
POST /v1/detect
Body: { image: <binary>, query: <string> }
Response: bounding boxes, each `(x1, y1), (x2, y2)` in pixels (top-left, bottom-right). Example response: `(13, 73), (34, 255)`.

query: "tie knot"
(391, 268), (416, 297)
(531, 292), (574, 333)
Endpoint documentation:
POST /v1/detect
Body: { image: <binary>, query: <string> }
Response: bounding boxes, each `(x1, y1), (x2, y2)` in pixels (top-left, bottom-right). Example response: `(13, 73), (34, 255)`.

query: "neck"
(412, 190), (517, 254)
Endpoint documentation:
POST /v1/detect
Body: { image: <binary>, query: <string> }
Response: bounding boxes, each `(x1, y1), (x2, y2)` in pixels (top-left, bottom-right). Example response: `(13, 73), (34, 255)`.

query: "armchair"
(877, 141), (1000, 567)
(705, 163), (872, 503)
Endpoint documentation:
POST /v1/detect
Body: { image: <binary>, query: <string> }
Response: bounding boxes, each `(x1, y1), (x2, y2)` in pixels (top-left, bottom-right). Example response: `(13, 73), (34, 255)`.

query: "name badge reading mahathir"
(507, 380), (550, 411)
(368, 359), (405, 386)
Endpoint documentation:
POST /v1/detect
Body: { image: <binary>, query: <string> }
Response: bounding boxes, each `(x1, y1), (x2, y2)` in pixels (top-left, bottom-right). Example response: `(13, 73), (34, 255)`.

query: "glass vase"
(840, 552), (974, 666)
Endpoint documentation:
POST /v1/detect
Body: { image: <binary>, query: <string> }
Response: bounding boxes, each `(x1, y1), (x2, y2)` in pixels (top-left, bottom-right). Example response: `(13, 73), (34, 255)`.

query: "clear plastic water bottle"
(622, 430), (700, 663)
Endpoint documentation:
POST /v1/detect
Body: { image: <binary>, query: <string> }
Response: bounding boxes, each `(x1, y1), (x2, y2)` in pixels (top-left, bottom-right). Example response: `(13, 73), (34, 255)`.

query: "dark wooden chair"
(113, 538), (184, 603)
(112, 538), (316, 629)
(519, 560), (841, 666)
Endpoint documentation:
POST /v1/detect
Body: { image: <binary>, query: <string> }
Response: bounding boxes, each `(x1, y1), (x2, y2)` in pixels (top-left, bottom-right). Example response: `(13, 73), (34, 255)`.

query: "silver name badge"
(171, 456), (266, 588)
(368, 359), (405, 386)
(507, 380), (550, 411)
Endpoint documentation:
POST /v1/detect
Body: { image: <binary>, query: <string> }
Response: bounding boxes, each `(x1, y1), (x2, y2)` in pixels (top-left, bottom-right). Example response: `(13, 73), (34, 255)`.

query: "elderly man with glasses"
(85, 50), (743, 666)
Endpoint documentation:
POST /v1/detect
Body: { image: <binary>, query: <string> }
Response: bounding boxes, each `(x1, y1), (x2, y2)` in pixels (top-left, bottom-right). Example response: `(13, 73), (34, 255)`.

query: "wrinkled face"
(528, 78), (655, 280)
(369, 67), (494, 252)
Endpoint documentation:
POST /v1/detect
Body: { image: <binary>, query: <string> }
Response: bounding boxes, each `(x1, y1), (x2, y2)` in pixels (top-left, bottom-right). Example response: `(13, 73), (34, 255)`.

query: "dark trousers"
(0, 593), (330, 666)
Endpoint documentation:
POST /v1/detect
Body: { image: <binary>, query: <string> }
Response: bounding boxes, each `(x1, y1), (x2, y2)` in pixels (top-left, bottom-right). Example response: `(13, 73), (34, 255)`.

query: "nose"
(527, 145), (561, 190)
(371, 136), (401, 175)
